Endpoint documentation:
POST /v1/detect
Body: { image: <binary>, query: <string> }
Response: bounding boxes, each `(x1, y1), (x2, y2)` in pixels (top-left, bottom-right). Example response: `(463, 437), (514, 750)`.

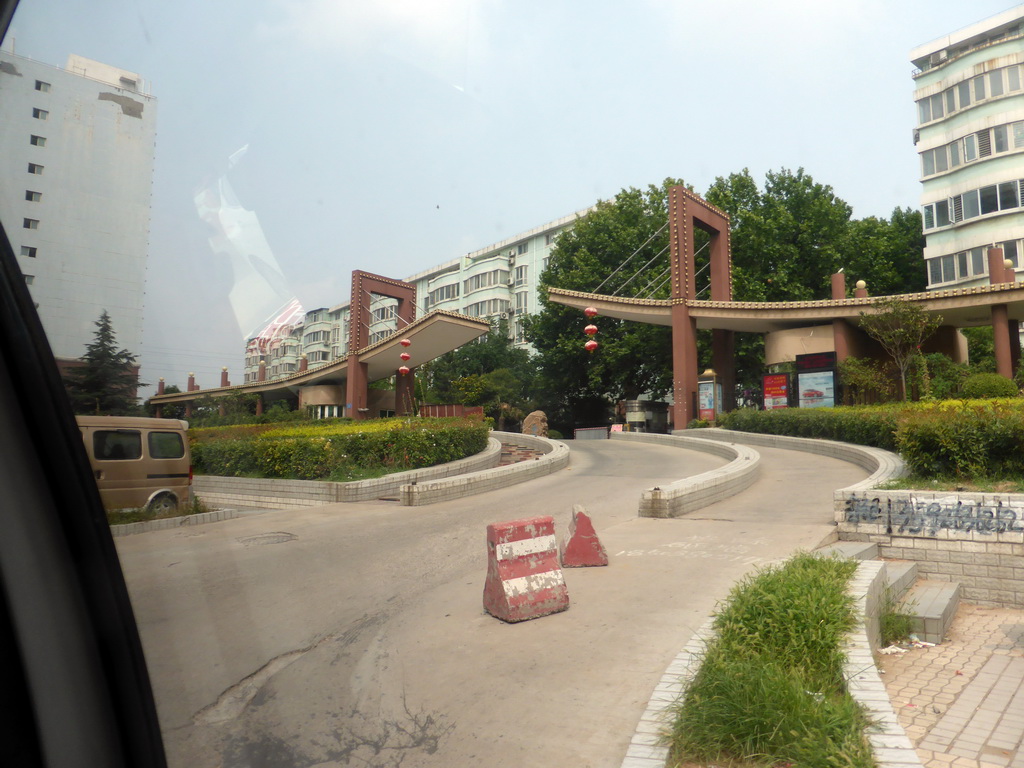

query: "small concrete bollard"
(560, 505), (609, 567)
(483, 516), (569, 622)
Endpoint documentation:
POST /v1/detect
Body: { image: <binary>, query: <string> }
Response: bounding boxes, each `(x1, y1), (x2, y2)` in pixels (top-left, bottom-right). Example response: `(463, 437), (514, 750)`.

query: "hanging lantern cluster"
(583, 307), (599, 353)
(398, 338), (412, 375)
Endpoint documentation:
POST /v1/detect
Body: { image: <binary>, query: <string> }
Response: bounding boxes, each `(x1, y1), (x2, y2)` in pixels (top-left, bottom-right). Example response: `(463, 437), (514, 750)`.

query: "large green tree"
(63, 310), (142, 415)
(525, 180), (683, 429)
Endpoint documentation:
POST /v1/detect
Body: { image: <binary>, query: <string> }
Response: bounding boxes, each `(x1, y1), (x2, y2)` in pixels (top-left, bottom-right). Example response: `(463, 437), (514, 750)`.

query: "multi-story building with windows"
(913, 6), (1024, 289)
(0, 51), (156, 365)
(242, 207), (592, 384)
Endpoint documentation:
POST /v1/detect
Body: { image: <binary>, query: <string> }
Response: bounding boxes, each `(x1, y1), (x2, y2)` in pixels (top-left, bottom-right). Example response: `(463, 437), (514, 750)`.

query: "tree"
(858, 298), (941, 401)
(525, 180), (683, 430)
(839, 208), (927, 297)
(146, 384), (185, 419)
(63, 311), (143, 415)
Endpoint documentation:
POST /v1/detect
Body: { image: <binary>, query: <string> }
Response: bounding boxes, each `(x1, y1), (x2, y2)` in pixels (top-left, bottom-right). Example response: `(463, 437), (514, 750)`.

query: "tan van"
(76, 416), (191, 514)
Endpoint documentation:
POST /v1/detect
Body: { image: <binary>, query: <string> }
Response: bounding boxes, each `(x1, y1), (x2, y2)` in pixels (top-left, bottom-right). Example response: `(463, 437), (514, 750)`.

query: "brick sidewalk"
(877, 604), (1024, 768)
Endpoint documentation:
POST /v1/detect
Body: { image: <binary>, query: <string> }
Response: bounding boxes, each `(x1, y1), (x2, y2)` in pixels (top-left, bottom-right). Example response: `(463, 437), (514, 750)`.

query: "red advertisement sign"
(763, 373), (789, 410)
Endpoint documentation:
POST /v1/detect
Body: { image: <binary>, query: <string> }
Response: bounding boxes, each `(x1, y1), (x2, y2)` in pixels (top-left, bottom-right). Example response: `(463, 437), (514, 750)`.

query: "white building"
(243, 207), (594, 384)
(913, 6), (1024, 289)
(0, 52), (156, 365)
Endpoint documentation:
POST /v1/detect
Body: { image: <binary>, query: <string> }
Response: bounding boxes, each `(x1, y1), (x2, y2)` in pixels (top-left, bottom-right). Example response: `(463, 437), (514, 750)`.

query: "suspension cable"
(612, 244), (669, 296)
(592, 222), (668, 294)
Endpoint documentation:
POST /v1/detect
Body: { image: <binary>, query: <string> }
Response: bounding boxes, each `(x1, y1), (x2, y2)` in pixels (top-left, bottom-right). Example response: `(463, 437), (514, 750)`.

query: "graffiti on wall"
(843, 494), (1024, 537)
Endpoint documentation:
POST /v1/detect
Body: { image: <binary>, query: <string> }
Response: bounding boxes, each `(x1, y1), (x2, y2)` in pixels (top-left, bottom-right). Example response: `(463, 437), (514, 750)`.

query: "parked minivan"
(76, 416), (191, 514)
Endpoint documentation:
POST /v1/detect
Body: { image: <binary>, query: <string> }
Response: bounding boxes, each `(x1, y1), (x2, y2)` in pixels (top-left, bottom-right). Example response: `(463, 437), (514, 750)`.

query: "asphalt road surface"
(114, 438), (866, 768)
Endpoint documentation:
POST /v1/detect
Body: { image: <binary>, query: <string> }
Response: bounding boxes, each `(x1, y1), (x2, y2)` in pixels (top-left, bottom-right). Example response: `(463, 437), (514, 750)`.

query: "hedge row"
(718, 398), (1024, 479)
(190, 417), (490, 480)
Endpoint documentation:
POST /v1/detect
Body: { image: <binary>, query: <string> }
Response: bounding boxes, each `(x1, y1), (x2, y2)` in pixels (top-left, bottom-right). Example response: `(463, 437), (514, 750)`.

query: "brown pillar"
(157, 378), (166, 395)
(711, 330), (736, 411)
(671, 303), (699, 428)
(830, 273), (852, 364)
(988, 248), (1013, 378)
(396, 367), (415, 416)
(185, 402), (193, 419)
(299, 354), (308, 372)
(257, 361), (266, 382)
(220, 367), (229, 387)
(255, 395), (264, 416)
(187, 372), (196, 391)
(1010, 320), (1021, 374)
(346, 354), (369, 419)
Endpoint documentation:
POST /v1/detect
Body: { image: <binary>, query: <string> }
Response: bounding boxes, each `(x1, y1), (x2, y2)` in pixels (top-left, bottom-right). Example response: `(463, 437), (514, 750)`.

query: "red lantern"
(400, 352), (411, 361)
(584, 324), (598, 336)
(398, 365), (410, 375)
(585, 340), (598, 353)
(400, 338), (411, 347)
(584, 306), (598, 318)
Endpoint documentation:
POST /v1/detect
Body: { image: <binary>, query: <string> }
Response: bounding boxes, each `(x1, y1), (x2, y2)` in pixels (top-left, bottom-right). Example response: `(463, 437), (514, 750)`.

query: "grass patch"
(668, 552), (874, 768)
(879, 586), (915, 647)
(874, 473), (1024, 493)
(105, 494), (211, 525)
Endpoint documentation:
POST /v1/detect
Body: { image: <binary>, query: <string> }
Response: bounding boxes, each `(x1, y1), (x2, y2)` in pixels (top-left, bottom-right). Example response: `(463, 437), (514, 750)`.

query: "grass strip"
(668, 552), (875, 768)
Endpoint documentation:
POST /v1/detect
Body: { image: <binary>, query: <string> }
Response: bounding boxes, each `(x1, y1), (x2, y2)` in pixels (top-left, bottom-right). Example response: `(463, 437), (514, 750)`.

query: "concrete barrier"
(400, 432), (569, 506)
(560, 504), (608, 567)
(483, 516), (569, 622)
(609, 431), (759, 519)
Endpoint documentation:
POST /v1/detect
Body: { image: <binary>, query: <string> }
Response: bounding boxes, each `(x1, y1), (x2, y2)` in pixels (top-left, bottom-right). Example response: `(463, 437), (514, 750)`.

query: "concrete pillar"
(185, 402), (192, 419)
(671, 303), (699, 428)
(830, 273), (852, 364)
(711, 330), (736, 411)
(220, 367), (229, 387)
(187, 372), (196, 392)
(988, 248), (1014, 378)
(396, 367), (415, 416)
(346, 354), (369, 419)
(299, 354), (308, 372)
(255, 395), (264, 416)
(854, 280), (868, 299)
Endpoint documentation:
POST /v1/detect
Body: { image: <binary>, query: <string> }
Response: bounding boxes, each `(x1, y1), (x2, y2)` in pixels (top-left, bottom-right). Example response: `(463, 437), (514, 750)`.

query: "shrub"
(190, 417), (489, 480)
(961, 372), (1018, 399)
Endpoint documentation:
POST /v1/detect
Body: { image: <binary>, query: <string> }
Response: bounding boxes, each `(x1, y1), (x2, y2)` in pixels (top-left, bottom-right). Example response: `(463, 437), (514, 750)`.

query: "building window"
(515, 291), (528, 311)
(545, 232), (558, 246)
(20, 246), (37, 258)
(27, 163), (43, 175)
(34, 80), (50, 92)
(517, 242), (529, 254)
(303, 330), (327, 345)
(23, 218), (39, 229)
(427, 283), (460, 306)
(32, 108), (48, 120)
(30, 135), (46, 147)
(514, 265), (528, 287)
(463, 269), (510, 295)
(307, 350), (329, 362)
(24, 274), (35, 285)
(25, 191), (41, 202)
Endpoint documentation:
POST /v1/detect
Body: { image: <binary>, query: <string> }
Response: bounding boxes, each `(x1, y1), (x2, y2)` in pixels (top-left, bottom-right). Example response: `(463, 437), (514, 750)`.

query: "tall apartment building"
(913, 6), (1024, 289)
(0, 51), (156, 365)
(243, 207), (593, 384)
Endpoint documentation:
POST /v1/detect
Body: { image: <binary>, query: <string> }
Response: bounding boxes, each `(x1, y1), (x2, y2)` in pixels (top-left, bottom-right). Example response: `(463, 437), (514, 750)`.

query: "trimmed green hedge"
(718, 398), (1024, 479)
(190, 417), (490, 480)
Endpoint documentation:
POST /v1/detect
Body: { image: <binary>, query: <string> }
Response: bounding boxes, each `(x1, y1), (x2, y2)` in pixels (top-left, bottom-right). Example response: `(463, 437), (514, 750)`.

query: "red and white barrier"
(483, 516), (569, 622)
(560, 505), (608, 567)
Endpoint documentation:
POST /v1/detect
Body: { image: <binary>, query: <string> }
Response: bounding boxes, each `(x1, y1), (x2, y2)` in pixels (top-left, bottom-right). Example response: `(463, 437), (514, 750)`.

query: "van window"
(94, 430), (142, 461)
(149, 431), (185, 459)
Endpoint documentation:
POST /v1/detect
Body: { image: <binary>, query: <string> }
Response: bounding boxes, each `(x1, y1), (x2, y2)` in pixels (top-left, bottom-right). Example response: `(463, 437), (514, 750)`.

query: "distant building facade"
(913, 6), (1024, 289)
(0, 52), (156, 365)
(242, 207), (593, 384)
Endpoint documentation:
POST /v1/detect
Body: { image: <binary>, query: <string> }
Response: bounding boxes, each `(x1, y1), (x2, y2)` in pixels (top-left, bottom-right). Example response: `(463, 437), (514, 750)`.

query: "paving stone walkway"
(877, 603), (1024, 768)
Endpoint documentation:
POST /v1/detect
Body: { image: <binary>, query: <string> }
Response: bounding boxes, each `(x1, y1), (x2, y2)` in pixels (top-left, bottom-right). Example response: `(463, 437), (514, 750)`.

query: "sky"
(3, 0), (1021, 393)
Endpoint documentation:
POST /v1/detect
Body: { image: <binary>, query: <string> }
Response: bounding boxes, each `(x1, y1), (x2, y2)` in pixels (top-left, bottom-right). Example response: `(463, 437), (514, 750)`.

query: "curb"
(109, 508), (240, 537)
(609, 431), (760, 518)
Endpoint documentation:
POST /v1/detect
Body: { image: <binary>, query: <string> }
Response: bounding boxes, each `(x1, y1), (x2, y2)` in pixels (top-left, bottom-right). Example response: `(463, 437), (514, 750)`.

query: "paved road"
(115, 439), (866, 768)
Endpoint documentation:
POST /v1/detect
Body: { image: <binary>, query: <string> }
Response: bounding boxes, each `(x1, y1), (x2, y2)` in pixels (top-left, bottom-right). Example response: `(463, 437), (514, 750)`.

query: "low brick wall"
(110, 508), (241, 537)
(609, 431), (759, 519)
(837, 488), (1024, 608)
(194, 437), (502, 508)
(400, 432), (569, 506)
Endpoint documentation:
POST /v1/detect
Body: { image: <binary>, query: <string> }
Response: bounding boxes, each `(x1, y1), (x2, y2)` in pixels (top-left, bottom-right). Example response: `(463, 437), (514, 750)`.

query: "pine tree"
(63, 311), (143, 415)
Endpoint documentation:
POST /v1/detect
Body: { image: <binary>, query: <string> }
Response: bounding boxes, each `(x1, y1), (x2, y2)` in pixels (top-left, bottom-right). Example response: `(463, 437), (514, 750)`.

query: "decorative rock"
(522, 410), (549, 437)
(560, 505), (609, 567)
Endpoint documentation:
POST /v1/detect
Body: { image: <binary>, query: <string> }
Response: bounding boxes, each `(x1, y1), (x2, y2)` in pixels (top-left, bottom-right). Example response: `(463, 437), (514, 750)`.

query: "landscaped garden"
(189, 416), (490, 482)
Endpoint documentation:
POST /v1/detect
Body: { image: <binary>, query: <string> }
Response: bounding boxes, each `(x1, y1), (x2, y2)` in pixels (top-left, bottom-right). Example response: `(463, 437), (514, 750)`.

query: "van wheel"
(146, 493), (178, 517)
